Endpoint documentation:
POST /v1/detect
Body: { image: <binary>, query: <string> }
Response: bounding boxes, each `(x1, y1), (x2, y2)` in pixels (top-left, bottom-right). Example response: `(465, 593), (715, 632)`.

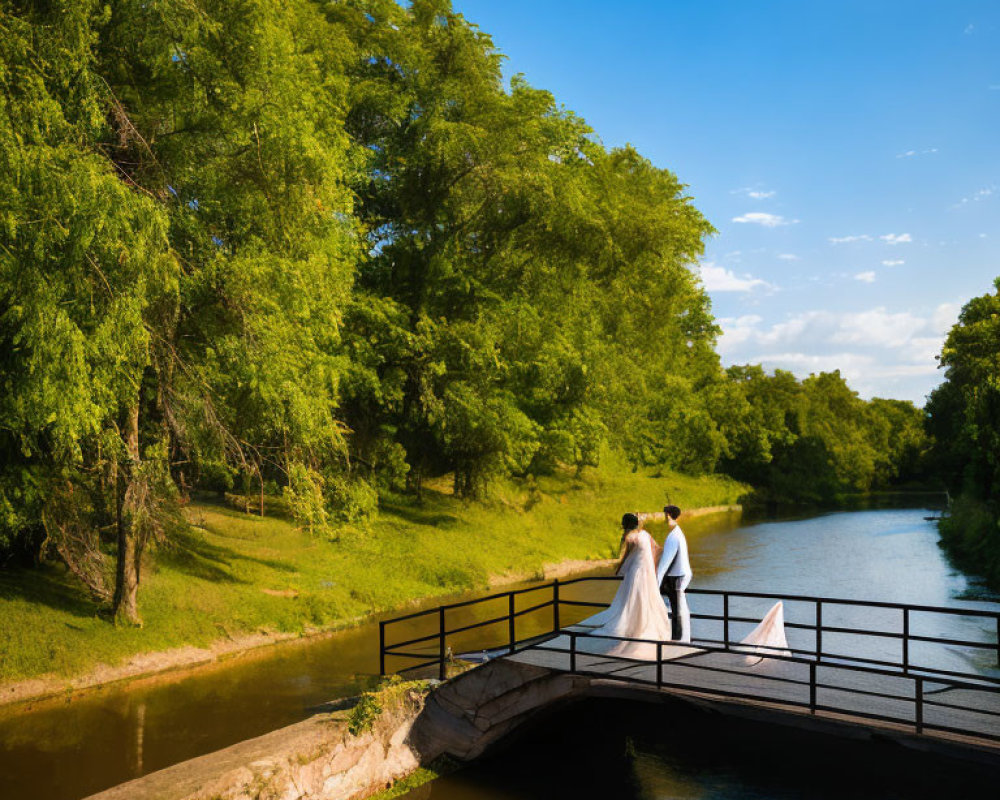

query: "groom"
(656, 505), (692, 642)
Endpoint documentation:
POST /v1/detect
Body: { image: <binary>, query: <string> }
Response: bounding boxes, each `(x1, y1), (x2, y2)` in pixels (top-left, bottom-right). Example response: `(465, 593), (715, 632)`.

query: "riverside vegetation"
(1, 0), (983, 691)
(0, 460), (743, 685)
(927, 278), (1000, 589)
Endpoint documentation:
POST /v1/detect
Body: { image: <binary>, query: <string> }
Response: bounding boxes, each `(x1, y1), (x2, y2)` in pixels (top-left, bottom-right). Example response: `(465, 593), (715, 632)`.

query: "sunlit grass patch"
(0, 464), (746, 684)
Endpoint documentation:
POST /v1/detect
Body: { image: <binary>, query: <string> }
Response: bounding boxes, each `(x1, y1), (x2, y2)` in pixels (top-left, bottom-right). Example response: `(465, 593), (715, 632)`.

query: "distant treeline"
(926, 279), (1000, 587)
(719, 367), (929, 504)
(1, 0), (929, 621)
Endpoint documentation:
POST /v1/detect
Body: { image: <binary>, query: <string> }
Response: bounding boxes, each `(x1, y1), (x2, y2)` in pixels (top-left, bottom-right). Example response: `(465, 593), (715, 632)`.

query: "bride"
(575, 513), (674, 659)
(574, 512), (790, 662)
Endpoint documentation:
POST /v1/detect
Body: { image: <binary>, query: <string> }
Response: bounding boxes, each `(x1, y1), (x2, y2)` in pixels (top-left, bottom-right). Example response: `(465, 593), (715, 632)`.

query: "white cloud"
(777, 253), (799, 261)
(965, 23), (975, 34)
(830, 308), (928, 347)
(714, 315), (763, 349)
(896, 148), (938, 159)
(829, 234), (872, 244)
(750, 352), (941, 380)
(930, 303), (960, 335)
(854, 271), (876, 283)
(881, 259), (905, 266)
(880, 233), (912, 245)
(699, 262), (770, 292)
(716, 303), (961, 402)
(830, 233), (913, 245)
(732, 187), (776, 199)
(954, 186), (996, 208)
(732, 212), (797, 228)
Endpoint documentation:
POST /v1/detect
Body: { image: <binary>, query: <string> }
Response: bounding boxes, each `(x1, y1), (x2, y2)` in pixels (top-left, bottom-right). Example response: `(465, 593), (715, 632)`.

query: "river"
(1, 504), (997, 800)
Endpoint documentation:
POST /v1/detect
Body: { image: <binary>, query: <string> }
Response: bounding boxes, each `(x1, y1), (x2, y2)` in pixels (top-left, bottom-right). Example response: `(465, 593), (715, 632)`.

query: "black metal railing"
(554, 577), (1000, 680)
(532, 627), (1000, 742)
(378, 576), (1000, 742)
(379, 581), (561, 679)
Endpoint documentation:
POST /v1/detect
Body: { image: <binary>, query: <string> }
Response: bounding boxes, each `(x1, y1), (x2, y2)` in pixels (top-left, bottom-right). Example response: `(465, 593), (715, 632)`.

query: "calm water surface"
(1, 506), (997, 800)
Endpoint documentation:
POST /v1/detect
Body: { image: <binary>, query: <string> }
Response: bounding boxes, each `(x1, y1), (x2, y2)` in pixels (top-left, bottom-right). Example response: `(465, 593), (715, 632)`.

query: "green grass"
(0, 459), (746, 685)
(366, 756), (461, 800)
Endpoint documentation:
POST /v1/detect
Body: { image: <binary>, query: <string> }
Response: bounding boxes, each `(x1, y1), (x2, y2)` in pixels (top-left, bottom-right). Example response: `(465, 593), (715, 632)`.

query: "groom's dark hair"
(664, 505), (681, 520)
(621, 512), (640, 531)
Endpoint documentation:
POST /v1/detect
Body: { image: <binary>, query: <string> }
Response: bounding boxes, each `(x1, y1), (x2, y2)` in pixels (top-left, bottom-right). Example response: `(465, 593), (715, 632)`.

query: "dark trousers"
(661, 575), (685, 641)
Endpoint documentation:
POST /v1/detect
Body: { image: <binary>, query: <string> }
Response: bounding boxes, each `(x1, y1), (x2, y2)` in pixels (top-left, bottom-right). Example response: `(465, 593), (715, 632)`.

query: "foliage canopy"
(0, 0), (932, 617)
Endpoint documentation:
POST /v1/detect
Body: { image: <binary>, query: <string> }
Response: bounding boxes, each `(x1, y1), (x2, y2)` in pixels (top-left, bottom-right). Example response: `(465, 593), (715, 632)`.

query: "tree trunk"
(258, 463), (265, 516)
(113, 404), (142, 626)
(409, 465), (423, 503)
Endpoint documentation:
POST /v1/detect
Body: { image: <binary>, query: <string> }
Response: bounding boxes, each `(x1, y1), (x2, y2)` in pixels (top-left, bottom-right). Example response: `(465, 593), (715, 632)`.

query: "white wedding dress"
(575, 529), (675, 659)
(570, 528), (791, 664)
(736, 600), (791, 664)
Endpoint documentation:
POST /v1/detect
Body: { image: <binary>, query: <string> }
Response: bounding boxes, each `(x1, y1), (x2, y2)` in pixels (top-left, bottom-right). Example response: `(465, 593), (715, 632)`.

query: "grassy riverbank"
(0, 460), (745, 689)
(937, 494), (1000, 591)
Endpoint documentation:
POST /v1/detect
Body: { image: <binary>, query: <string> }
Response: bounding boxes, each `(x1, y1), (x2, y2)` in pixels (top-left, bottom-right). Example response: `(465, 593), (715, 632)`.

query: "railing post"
(723, 593), (730, 649)
(902, 608), (910, 673)
(809, 661), (816, 713)
(438, 607), (446, 681)
(996, 617), (999, 667)
(815, 600), (823, 662)
(508, 592), (516, 653)
(656, 641), (663, 688)
(553, 579), (561, 633)
(915, 676), (924, 733)
(569, 631), (576, 673)
(379, 621), (386, 676)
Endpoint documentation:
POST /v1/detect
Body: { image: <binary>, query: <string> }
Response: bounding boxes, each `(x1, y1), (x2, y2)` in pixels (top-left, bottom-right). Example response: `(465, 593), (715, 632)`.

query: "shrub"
(347, 676), (430, 737)
(283, 463), (331, 537)
(939, 495), (1000, 584)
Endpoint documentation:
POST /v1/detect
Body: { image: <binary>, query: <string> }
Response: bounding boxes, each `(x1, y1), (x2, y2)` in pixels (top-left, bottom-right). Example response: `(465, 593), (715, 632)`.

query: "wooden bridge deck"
(506, 630), (1000, 749)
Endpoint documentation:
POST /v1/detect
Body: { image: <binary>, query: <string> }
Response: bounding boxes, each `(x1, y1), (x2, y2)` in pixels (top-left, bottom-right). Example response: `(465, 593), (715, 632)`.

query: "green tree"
(718, 367), (926, 503)
(866, 398), (929, 487)
(0, 1), (178, 621)
(96, 0), (362, 522)
(332, 0), (717, 495)
(927, 278), (1000, 583)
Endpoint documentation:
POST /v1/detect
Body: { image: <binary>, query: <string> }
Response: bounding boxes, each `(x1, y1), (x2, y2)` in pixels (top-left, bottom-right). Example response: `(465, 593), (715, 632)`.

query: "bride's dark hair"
(621, 512), (640, 531)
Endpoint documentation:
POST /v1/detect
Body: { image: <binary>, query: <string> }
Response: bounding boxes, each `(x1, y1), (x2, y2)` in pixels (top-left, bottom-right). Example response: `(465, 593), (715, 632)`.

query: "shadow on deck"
(409, 642), (1000, 770)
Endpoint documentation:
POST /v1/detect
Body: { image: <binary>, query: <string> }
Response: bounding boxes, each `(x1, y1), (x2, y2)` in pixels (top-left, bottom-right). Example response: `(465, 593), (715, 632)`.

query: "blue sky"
(452, 1), (999, 404)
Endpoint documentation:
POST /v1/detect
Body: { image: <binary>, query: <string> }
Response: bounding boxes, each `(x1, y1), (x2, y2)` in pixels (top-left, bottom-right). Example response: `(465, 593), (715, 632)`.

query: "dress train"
(575, 529), (674, 660)
(736, 601), (791, 664)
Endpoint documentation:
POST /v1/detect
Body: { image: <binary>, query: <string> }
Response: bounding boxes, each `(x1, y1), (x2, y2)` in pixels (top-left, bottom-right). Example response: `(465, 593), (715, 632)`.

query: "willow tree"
(2, 0), (364, 622)
(1, 1), (178, 622)
(95, 0), (363, 523)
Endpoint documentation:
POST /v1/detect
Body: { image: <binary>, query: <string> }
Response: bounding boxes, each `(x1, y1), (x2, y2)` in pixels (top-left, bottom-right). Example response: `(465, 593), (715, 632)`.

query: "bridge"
(380, 576), (1000, 763)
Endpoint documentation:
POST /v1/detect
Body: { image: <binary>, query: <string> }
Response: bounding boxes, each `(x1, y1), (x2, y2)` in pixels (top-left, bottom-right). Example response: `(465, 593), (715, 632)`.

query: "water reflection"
(402, 698), (1000, 800)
